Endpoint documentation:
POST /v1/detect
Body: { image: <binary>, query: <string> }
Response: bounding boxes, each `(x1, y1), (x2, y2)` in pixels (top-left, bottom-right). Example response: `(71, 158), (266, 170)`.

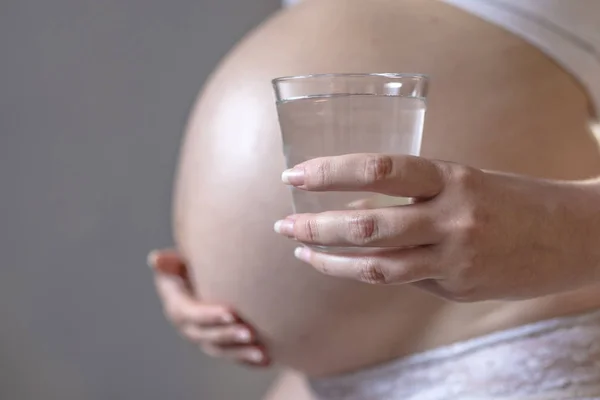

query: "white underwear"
(309, 310), (600, 400)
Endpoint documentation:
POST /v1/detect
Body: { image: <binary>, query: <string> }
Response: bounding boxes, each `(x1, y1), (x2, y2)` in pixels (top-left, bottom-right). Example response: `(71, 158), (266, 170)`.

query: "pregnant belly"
(172, 0), (600, 376)
(173, 108), (435, 375)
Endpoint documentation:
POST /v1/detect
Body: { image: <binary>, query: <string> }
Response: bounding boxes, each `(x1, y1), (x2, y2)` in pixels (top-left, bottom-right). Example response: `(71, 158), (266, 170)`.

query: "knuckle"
(363, 155), (394, 185)
(357, 258), (390, 284)
(447, 284), (479, 303)
(302, 218), (320, 242)
(457, 212), (478, 242)
(456, 205), (487, 244)
(314, 258), (332, 276)
(451, 165), (481, 192)
(347, 214), (379, 245)
(312, 160), (332, 188)
(442, 257), (480, 302)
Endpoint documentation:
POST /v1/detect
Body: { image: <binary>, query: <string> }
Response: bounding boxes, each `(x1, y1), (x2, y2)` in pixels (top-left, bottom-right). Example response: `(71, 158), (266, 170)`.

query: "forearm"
(587, 178), (600, 273)
(566, 178), (600, 284)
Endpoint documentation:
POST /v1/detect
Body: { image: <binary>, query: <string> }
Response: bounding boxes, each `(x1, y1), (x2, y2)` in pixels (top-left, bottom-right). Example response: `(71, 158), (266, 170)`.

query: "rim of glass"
(272, 72), (429, 85)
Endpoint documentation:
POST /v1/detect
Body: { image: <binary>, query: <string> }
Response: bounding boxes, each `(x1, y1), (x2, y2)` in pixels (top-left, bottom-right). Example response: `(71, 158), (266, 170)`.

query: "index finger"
(282, 154), (444, 198)
(148, 249), (189, 280)
(148, 249), (234, 325)
(155, 274), (234, 326)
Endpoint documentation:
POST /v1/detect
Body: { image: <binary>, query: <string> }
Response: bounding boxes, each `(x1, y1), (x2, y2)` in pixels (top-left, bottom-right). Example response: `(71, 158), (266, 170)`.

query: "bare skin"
(276, 155), (600, 301)
(167, 0), (600, 397)
(148, 250), (270, 366)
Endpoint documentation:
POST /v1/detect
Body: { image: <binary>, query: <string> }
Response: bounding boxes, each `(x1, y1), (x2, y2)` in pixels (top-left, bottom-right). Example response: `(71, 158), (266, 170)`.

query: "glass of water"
(273, 73), (428, 249)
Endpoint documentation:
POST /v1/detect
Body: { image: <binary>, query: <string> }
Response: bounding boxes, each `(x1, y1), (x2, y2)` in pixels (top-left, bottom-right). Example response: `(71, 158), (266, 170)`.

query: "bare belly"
(173, 0), (600, 377)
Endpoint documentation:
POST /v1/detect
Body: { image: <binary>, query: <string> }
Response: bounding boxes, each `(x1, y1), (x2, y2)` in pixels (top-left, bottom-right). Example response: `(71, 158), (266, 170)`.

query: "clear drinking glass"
(273, 73), (429, 251)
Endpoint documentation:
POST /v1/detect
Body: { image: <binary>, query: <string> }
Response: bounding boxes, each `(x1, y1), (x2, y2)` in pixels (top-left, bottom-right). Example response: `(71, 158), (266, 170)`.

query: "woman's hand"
(148, 249), (270, 366)
(274, 154), (600, 301)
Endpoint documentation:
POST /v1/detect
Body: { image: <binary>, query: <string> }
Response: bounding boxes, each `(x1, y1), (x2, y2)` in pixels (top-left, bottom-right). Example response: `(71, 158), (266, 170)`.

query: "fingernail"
(281, 167), (305, 186)
(236, 329), (252, 343)
(221, 314), (235, 323)
(146, 250), (158, 269)
(248, 350), (264, 363)
(274, 219), (294, 236)
(294, 247), (310, 262)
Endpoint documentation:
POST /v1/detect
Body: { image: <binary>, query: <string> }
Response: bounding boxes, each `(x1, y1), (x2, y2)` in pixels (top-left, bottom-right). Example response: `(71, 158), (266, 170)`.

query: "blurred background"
(1, 0), (281, 398)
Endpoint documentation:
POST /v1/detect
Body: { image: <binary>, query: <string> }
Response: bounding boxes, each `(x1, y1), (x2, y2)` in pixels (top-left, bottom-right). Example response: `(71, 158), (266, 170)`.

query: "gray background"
(1, 0), (281, 399)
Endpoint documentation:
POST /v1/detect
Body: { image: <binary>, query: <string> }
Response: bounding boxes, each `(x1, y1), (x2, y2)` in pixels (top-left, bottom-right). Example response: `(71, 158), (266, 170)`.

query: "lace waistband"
(310, 309), (600, 400)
